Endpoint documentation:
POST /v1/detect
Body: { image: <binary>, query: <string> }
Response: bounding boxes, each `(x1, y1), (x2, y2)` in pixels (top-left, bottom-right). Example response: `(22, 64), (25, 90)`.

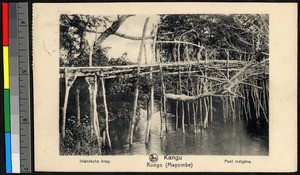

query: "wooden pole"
(101, 77), (112, 150)
(246, 89), (251, 119)
(226, 49), (230, 121)
(174, 46), (179, 131)
(175, 101), (179, 130)
(89, 45), (93, 67)
(103, 131), (106, 147)
(187, 102), (190, 127)
(129, 17), (149, 146)
(86, 76), (101, 154)
(164, 93), (168, 132)
(203, 97), (209, 128)
(222, 97), (227, 122)
(199, 80), (203, 126)
(182, 102), (185, 133)
(199, 99), (203, 126)
(62, 72), (76, 139)
(160, 96), (163, 139)
(192, 102), (196, 134)
(210, 96), (213, 122)
(76, 87), (81, 125)
(145, 97), (151, 143)
(186, 45), (191, 128)
(145, 62), (154, 143)
(62, 86), (70, 139)
(157, 47), (168, 135)
(203, 50), (209, 128)
(177, 43), (185, 133)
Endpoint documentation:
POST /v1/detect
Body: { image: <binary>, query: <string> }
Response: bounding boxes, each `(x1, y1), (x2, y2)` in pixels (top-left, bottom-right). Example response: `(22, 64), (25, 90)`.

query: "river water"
(110, 102), (269, 156)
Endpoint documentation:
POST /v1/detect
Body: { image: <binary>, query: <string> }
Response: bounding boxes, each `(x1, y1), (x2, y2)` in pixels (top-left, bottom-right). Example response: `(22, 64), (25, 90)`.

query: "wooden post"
(246, 89), (252, 119)
(225, 97), (228, 122)
(222, 97), (226, 122)
(101, 77), (112, 150)
(230, 97), (235, 122)
(145, 96), (150, 143)
(182, 102), (185, 133)
(157, 47), (167, 135)
(175, 46), (179, 131)
(198, 80), (203, 127)
(177, 43), (185, 133)
(86, 76), (101, 154)
(226, 49), (230, 121)
(203, 97), (209, 128)
(186, 45), (191, 128)
(129, 17), (149, 146)
(89, 45), (93, 67)
(164, 94), (168, 132)
(103, 131), (106, 146)
(62, 70), (76, 139)
(62, 86), (70, 139)
(145, 69), (154, 143)
(192, 102), (196, 134)
(160, 97), (163, 139)
(187, 102), (190, 127)
(145, 25), (157, 143)
(209, 82), (213, 122)
(175, 101), (179, 130)
(210, 96), (213, 122)
(199, 99), (203, 126)
(76, 87), (81, 125)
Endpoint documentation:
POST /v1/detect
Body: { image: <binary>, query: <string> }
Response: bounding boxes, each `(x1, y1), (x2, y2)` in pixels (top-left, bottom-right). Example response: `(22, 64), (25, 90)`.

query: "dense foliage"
(157, 14), (268, 61)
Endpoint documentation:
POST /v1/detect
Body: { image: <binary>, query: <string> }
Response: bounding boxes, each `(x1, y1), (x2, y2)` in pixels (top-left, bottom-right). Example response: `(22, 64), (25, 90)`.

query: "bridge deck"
(59, 60), (255, 79)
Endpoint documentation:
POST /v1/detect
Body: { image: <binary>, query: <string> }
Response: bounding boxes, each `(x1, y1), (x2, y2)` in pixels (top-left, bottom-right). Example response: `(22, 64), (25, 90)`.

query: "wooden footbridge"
(60, 18), (269, 154)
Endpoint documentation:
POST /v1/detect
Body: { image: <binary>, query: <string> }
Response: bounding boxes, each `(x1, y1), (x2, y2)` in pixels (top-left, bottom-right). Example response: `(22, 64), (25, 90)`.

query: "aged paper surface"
(33, 2), (297, 172)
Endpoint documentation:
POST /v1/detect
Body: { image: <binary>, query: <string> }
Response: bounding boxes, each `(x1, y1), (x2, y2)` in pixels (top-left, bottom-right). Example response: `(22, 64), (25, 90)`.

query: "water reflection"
(110, 104), (268, 155)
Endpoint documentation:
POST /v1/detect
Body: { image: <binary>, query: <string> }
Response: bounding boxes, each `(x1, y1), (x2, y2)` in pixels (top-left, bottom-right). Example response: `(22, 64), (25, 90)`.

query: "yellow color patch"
(3, 46), (10, 89)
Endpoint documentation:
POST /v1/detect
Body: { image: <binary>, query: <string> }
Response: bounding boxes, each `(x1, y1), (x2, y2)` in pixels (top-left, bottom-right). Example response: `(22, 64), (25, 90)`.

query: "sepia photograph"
(59, 14), (269, 156)
(33, 3), (296, 172)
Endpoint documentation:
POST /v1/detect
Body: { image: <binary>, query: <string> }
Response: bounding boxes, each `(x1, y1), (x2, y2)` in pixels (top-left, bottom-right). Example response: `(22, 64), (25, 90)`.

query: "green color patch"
(4, 90), (11, 132)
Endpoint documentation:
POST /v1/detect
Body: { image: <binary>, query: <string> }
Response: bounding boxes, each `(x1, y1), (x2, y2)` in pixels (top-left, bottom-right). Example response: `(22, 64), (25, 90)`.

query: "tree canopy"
(157, 14), (269, 61)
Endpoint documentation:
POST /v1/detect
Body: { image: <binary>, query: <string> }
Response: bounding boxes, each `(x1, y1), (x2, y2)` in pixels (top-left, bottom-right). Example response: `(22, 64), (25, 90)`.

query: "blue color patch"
(5, 133), (12, 173)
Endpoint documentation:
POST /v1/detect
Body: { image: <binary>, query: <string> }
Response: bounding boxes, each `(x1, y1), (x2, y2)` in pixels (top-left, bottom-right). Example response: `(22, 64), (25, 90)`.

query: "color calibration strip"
(3, 2), (31, 173)
(3, 2), (12, 173)
(10, 3), (21, 173)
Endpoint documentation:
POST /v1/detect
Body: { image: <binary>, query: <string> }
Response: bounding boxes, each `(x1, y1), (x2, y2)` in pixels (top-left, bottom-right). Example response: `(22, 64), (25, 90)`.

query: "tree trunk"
(101, 77), (112, 150)
(94, 15), (134, 46)
(62, 73), (76, 139)
(86, 76), (101, 154)
(129, 17), (149, 146)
